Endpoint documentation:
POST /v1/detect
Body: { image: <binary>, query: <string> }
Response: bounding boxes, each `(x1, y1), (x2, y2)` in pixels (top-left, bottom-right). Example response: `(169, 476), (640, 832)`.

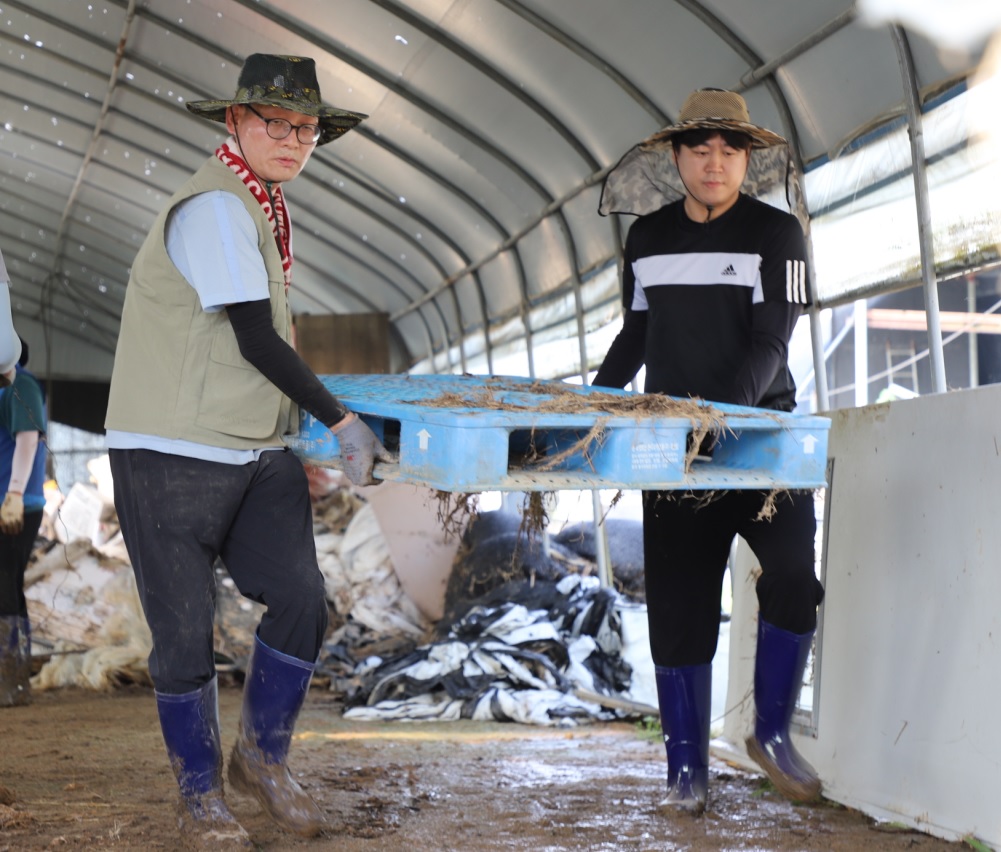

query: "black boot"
(0, 615), (30, 707)
(15, 616), (32, 704)
(744, 619), (822, 801)
(228, 635), (325, 837)
(156, 677), (252, 849)
(654, 664), (711, 813)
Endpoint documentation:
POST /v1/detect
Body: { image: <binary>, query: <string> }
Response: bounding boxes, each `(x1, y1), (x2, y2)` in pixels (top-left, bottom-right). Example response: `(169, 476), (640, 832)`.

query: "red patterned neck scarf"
(215, 138), (293, 291)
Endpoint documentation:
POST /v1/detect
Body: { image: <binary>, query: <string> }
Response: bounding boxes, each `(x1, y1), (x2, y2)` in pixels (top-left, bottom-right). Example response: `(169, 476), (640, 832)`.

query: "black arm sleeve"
(226, 299), (349, 429)
(728, 212), (808, 409)
(592, 309), (647, 389)
(728, 299), (801, 408)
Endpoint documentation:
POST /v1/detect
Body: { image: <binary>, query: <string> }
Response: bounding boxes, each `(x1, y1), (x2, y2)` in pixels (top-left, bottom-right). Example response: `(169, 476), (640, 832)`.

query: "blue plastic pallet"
(286, 374), (830, 492)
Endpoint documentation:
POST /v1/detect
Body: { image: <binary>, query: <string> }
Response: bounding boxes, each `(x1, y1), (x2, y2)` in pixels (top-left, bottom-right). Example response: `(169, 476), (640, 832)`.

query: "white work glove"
(0, 491), (24, 534)
(331, 413), (393, 487)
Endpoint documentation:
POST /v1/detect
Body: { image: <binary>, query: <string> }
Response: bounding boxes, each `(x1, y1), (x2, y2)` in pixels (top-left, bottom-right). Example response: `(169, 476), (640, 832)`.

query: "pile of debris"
(341, 574), (651, 726)
(25, 459), (655, 726)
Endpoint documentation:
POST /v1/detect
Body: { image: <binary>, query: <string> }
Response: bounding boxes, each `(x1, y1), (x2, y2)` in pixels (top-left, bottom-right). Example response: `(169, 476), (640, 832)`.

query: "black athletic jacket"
(593, 193), (809, 412)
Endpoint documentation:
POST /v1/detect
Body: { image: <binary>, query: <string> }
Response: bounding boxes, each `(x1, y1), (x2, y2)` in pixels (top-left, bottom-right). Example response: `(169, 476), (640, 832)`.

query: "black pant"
(110, 448), (328, 694)
(0, 509), (43, 617)
(643, 489), (824, 667)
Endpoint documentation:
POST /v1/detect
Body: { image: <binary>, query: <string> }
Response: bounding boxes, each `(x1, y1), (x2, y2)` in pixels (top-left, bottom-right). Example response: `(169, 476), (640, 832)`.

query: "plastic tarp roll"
(343, 575), (648, 727)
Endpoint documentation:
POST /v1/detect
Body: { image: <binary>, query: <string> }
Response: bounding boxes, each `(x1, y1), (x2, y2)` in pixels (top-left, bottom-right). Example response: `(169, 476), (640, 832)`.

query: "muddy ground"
(0, 685), (966, 851)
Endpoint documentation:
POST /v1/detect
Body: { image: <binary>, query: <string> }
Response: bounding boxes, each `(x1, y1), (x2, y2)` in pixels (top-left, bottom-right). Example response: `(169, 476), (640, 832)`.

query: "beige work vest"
(105, 155), (296, 449)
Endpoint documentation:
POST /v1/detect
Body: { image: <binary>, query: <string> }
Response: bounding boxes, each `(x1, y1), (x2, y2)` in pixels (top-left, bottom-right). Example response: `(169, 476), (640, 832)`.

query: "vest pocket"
(194, 328), (283, 440)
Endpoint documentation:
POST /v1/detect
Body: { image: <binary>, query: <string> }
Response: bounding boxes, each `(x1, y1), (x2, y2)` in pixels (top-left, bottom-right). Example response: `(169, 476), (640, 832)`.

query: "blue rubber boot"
(654, 663), (712, 813)
(156, 677), (252, 849)
(744, 619), (822, 801)
(227, 635), (325, 837)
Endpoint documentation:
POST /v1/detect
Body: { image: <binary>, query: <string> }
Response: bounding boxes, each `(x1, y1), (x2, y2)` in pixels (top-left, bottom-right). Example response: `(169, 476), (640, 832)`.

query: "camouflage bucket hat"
(644, 88), (786, 149)
(186, 53), (367, 145)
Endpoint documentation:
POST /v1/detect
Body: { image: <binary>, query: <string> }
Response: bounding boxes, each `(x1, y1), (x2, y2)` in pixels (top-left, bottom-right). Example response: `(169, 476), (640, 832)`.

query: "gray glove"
(333, 414), (393, 486)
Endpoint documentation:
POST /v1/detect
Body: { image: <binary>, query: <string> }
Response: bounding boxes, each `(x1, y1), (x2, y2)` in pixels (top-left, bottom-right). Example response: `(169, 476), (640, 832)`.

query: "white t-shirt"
(166, 191), (271, 311)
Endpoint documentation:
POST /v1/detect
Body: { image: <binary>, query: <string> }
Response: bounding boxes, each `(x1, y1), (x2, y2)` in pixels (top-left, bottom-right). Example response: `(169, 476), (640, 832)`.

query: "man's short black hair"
(671, 127), (753, 153)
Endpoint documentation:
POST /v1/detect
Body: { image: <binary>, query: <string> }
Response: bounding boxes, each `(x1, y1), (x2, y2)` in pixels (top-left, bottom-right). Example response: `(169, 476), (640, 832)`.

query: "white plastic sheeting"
(345, 575), (656, 727)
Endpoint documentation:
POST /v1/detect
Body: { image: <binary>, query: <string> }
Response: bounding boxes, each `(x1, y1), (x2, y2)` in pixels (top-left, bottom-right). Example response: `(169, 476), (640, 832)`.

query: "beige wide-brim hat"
(186, 53), (367, 146)
(599, 89), (807, 231)
(643, 88), (786, 149)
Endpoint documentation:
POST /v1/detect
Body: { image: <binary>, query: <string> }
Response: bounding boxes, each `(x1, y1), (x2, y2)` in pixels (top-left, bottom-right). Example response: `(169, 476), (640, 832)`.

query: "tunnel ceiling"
(0, 0), (990, 383)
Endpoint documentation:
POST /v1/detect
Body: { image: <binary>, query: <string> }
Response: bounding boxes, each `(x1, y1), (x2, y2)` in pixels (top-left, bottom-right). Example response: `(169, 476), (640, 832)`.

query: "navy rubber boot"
(654, 663), (712, 813)
(0, 615), (30, 707)
(156, 677), (252, 849)
(744, 619), (822, 802)
(227, 634), (325, 837)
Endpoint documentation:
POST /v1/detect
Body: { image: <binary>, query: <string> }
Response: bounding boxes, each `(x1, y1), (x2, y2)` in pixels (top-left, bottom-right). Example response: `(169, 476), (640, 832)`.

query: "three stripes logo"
(720, 264), (737, 276)
(786, 259), (808, 304)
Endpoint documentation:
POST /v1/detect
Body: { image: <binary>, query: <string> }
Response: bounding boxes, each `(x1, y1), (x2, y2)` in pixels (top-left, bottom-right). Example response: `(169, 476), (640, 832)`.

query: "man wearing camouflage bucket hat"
(594, 88), (825, 813)
(105, 54), (391, 848)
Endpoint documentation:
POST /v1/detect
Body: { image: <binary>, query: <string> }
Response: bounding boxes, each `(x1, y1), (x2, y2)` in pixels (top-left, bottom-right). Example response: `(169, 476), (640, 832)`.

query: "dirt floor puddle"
(0, 688), (967, 850)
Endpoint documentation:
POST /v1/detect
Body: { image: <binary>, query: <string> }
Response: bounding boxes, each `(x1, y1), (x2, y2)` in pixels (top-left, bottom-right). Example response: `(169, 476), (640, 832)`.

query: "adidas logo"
(721, 264), (737, 276)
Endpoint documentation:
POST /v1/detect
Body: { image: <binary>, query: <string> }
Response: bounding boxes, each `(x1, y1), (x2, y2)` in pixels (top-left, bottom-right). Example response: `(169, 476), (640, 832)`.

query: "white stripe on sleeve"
(786, 259), (807, 304)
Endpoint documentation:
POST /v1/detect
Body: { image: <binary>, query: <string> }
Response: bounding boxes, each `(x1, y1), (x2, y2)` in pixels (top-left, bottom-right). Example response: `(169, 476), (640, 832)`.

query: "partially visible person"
(0, 333), (47, 708)
(0, 247), (22, 386)
(104, 54), (388, 848)
(594, 89), (825, 812)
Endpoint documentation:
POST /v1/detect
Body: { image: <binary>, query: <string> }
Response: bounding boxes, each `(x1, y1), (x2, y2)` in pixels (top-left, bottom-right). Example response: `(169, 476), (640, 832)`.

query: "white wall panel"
(719, 385), (1001, 846)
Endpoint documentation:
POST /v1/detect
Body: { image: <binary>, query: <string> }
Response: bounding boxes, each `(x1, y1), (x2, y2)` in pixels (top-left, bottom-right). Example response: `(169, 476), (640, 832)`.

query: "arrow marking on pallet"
(417, 428), (431, 450)
(801, 434), (818, 454)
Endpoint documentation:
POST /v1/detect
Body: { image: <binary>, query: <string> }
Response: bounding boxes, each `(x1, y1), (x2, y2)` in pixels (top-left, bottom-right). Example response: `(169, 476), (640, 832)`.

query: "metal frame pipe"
(892, 26), (948, 393)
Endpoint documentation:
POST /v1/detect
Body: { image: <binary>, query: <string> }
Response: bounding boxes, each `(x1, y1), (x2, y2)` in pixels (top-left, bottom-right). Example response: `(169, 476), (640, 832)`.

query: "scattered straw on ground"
(0, 803), (34, 829)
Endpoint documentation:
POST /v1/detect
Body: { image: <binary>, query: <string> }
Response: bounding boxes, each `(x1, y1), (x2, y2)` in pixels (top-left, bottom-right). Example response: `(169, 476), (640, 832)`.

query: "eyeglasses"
(244, 103), (321, 145)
